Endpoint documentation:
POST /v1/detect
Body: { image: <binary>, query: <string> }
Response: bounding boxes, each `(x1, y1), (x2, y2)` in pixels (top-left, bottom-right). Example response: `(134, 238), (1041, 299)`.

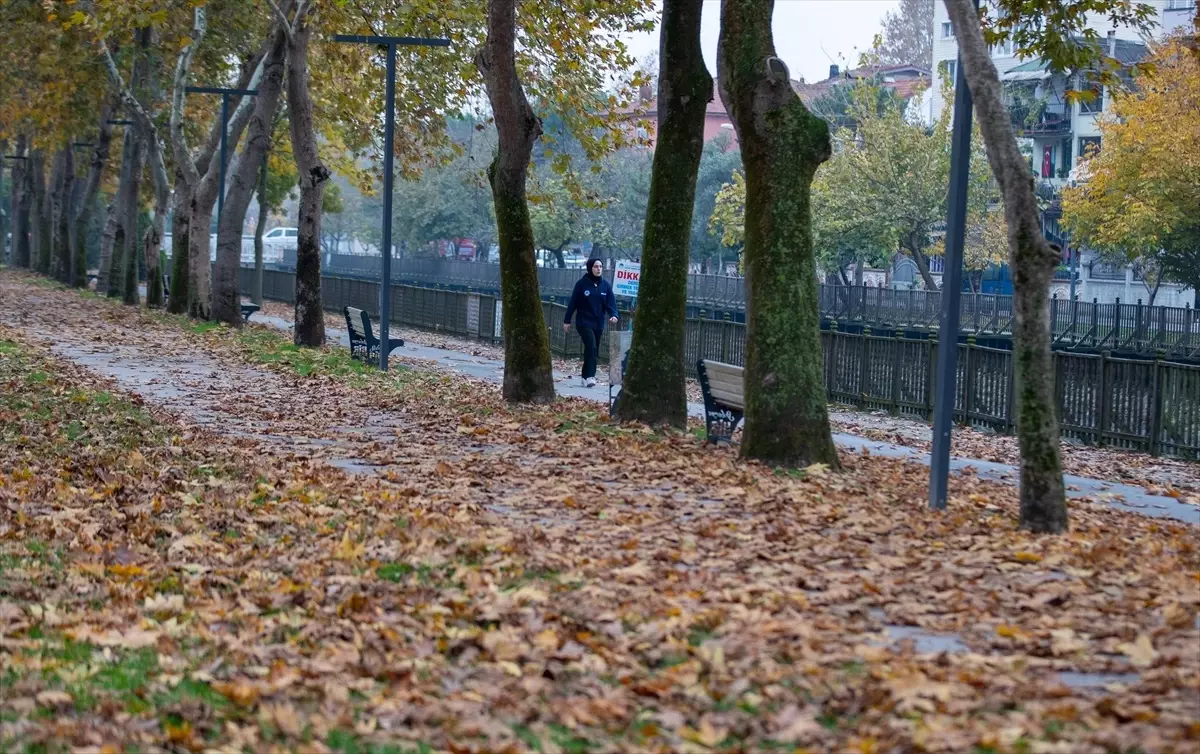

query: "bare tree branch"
(171, 6), (208, 190)
(264, 0), (296, 44)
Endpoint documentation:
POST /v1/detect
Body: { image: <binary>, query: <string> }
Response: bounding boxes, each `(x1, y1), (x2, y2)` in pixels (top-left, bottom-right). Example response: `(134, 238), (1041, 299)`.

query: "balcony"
(1013, 109), (1071, 136)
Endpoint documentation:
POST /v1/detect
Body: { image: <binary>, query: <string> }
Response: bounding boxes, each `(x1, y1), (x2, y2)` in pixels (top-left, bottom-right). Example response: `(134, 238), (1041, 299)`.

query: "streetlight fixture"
(333, 33), (451, 371)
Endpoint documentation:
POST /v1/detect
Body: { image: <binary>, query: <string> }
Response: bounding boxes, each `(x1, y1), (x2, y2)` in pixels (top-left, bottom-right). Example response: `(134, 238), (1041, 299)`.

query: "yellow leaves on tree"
(1062, 35), (1200, 283)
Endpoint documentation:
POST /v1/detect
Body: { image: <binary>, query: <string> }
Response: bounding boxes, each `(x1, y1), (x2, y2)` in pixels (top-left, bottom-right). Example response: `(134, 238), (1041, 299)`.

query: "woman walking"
(563, 257), (618, 387)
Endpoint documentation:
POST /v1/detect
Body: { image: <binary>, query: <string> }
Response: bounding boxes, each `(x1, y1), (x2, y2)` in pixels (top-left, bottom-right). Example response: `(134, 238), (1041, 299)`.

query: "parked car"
(264, 227), (298, 246)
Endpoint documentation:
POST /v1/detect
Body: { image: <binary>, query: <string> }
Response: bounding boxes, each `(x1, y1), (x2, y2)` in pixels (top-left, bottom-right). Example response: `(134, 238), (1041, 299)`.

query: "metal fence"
(248, 267), (1200, 459)
(311, 255), (1198, 358)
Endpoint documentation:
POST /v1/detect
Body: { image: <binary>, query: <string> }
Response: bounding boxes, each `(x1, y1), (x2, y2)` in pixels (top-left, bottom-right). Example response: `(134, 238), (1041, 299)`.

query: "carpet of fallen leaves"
(254, 301), (1198, 497)
(2, 270), (1199, 754)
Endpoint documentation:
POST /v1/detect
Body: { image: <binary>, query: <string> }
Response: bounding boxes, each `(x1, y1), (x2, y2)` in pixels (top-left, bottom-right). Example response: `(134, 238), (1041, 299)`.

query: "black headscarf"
(585, 257), (603, 282)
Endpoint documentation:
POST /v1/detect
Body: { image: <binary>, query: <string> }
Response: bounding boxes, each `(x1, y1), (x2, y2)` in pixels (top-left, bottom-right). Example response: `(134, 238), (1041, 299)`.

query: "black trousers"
(578, 326), (601, 379)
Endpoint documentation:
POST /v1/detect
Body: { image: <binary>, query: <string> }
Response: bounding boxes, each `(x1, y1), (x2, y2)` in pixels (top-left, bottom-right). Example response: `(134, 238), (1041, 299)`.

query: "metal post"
(1067, 243), (1078, 302)
(378, 44), (397, 369)
(333, 34), (451, 371)
(929, 23), (975, 511)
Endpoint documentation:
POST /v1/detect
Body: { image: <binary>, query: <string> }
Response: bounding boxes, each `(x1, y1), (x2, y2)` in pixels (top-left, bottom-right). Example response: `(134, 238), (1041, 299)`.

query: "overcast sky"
(624, 0), (901, 84)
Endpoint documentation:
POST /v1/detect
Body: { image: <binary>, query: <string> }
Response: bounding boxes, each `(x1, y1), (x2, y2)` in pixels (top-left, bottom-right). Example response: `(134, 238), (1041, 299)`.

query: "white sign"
(613, 260), (641, 298)
(466, 294), (480, 335)
(493, 300), (503, 339)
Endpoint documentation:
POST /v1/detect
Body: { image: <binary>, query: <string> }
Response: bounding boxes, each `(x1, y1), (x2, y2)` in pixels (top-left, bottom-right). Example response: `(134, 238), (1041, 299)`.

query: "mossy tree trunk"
(12, 135), (31, 268)
(52, 146), (74, 284)
(476, 0), (555, 404)
(106, 129), (135, 300)
(253, 155), (268, 306)
(615, 0), (712, 428)
(121, 135), (145, 307)
(717, 0), (839, 467)
(74, 110), (115, 288)
(167, 178), (192, 312)
(286, 16), (328, 347)
(142, 137), (168, 308)
(30, 151), (50, 276)
(944, 0), (1065, 533)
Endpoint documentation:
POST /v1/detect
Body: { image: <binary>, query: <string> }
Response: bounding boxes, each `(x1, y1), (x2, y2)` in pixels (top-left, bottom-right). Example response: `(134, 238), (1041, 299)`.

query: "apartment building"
(929, 0), (1195, 187)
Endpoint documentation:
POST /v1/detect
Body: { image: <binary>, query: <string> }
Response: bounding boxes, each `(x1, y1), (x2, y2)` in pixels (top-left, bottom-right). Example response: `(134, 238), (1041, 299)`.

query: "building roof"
(999, 37), (1149, 81)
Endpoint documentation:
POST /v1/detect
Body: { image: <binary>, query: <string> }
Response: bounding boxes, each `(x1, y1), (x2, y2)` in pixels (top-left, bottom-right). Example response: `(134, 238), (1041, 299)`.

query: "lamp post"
(184, 86), (258, 225)
(929, 10), (976, 511)
(333, 34), (451, 370)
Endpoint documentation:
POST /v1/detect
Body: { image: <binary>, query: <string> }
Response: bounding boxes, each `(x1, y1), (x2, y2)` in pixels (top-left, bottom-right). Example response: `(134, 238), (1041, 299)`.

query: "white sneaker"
(585, 378), (596, 388)
(580, 376), (589, 387)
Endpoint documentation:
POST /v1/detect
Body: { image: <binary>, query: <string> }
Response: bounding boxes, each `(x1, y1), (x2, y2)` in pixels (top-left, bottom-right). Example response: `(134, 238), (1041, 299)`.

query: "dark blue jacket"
(564, 275), (618, 331)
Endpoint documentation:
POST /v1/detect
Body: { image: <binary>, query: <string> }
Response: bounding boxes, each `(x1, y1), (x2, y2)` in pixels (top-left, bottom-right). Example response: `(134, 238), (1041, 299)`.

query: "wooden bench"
(697, 359), (745, 444)
(344, 306), (404, 365)
(240, 303), (259, 321)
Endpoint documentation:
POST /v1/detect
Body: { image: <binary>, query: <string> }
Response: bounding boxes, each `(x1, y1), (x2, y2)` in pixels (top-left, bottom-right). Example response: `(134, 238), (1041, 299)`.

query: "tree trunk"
(616, 0), (711, 428)
(182, 58), (267, 319)
(945, 0), (1066, 533)
(74, 110), (116, 288)
(11, 136), (30, 268)
(143, 138), (168, 307)
(907, 235), (940, 290)
(287, 18), (329, 347)
(30, 151), (50, 275)
(121, 135), (145, 307)
(105, 129), (136, 299)
(97, 204), (119, 294)
(253, 154), (267, 306)
(717, 0), (839, 467)
(477, 0), (556, 403)
(212, 16), (290, 326)
(53, 147), (75, 283)
(0, 139), (5, 265)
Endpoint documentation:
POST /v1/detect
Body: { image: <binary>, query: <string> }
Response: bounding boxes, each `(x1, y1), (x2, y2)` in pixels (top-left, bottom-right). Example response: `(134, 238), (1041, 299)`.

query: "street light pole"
(184, 87), (259, 226)
(333, 34), (451, 370)
(929, 18), (976, 511)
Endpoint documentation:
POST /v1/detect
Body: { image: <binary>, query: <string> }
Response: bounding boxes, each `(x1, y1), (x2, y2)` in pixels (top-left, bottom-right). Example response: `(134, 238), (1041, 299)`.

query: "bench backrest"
(344, 307), (372, 341)
(699, 359), (745, 411)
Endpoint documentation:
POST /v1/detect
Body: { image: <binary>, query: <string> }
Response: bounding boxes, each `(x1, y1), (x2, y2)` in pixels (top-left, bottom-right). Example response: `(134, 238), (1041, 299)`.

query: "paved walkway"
(258, 314), (1199, 525)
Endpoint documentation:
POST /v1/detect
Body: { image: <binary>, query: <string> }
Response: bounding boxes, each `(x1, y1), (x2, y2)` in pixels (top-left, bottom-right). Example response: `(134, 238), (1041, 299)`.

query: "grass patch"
(232, 328), (386, 384)
(326, 729), (431, 754)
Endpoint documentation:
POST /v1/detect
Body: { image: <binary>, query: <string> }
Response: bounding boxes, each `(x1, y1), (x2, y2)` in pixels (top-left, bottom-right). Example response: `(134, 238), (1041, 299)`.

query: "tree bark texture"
(53, 147), (75, 283)
(104, 129), (136, 298)
(616, 0), (712, 428)
(477, 0), (556, 404)
(0, 139), (5, 265)
(253, 155), (267, 306)
(30, 151), (50, 275)
(143, 136), (168, 307)
(212, 19), (291, 326)
(97, 203), (118, 295)
(11, 136), (30, 268)
(286, 18), (328, 347)
(944, 0), (1066, 533)
(121, 135), (146, 307)
(168, 180), (191, 312)
(184, 55), (266, 319)
(717, 0), (840, 467)
(74, 110), (116, 288)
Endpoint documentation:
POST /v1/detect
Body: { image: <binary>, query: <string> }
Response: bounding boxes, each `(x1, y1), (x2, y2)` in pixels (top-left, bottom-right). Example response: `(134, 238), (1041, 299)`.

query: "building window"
(1079, 136), (1101, 158)
(1078, 87), (1104, 113)
(991, 40), (1012, 56)
(937, 59), (957, 82)
(942, 22), (954, 38)
(1166, 0), (1196, 11)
